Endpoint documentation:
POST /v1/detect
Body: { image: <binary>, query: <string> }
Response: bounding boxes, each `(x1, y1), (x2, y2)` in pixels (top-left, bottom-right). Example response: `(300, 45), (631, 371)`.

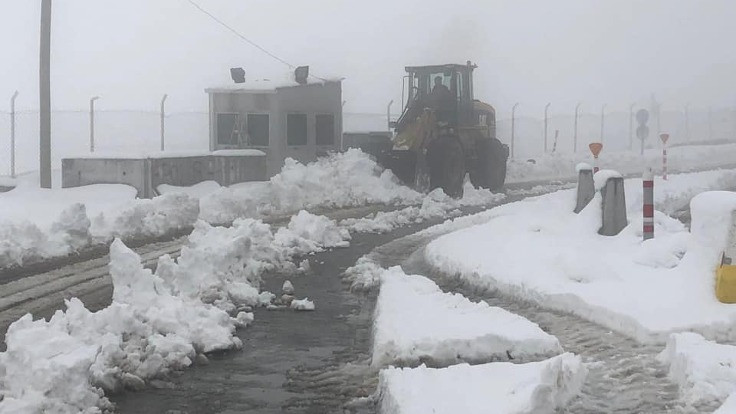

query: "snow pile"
(156, 212), (351, 314)
(341, 185), (505, 234)
(290, 298), (315, 311)
(0, 240), (243, 413)
(0, 203), (92, 268)
(377, 353), (587, 414)
(425, 170), (736, 343)
(199, 149), (423, 224)
(657, 332), (736, 408)
(343, 256), (385, 292)
(154, 219), (283, 313)
(274, 210), (351, 255)
(372, 267), (562, 368)
(93, 192), (200, 240)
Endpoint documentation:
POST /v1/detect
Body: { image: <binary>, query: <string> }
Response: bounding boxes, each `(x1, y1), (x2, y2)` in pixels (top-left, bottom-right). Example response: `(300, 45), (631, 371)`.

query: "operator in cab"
(427, 76), (454, 122)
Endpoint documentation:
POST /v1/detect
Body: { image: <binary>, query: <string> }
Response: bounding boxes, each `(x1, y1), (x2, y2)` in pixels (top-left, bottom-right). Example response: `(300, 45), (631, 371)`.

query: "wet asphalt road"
(109, 212), (487, 414)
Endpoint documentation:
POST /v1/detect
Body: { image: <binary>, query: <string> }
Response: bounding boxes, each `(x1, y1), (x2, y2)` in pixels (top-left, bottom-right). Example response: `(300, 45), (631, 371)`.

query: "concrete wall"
(62, 158), (150, 197)
(208, 81), (342, 177)
(62, 153), (266, 198)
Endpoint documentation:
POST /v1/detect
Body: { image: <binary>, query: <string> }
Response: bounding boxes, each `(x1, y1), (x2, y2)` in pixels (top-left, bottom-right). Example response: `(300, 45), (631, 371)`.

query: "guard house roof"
(205, 77), (343, 94)
(404, 63), (476, 73)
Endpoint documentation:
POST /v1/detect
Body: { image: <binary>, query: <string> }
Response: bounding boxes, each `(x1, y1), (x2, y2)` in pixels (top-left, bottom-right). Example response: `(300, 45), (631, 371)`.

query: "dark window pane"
(217, 113), (239, 145)
(316, 114), (335, 145)
(287, 114), (308, 146)
(247, 114), (269, 146)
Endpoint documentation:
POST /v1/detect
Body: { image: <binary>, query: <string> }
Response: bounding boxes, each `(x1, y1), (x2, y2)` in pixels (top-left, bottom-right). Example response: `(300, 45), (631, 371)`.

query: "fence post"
(643, 168), (654, 240)
(10, 91), (18, 178)
(599, 172), (627, 236)
(574, 163), (594, 213)
(160, 94), (168, 151)
(89, 96), (99, 152)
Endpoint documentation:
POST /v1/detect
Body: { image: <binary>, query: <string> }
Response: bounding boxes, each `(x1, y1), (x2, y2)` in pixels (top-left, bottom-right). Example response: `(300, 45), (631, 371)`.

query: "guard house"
(206, 72), (343, 177)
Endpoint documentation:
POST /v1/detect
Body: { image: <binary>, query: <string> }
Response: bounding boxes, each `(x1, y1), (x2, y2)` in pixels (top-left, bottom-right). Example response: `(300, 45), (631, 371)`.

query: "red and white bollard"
(643, 168), (654, 240)
(660, 133), (669, 181)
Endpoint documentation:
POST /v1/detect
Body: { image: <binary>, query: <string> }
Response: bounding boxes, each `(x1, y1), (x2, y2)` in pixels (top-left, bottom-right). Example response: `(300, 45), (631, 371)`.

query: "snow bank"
(92, 192), (200, 240)
(0, 240), (242, 413)
(157, 180), (222, 198)
(377, 353), (587, 414)
(507, 143), (736, 184)
(425, 170), (736, 343)
(343, 256), (385, 292)
(657, 332), (736, 408)
(341, 184), (505, 234)
(157, 212), (351, 314)
(199, 149), (423, 224)
(372, 267), (561, 368)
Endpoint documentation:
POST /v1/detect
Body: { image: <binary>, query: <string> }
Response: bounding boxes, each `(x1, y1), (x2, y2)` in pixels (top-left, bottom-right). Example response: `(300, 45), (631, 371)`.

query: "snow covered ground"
(377, 353), (587, 414)
(507, 142), (736, 183)
(372, 267), (561, 367)
(657, 332), (736, 410)
(425, 170), (736, 344)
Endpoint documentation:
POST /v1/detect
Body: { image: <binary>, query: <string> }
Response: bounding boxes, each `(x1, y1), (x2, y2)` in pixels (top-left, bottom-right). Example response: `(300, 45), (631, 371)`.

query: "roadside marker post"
(660, 133), (669, 180)
(574, 163), (594, 213)
(589, 142), (603, 173)
(643, 168), (654, 240)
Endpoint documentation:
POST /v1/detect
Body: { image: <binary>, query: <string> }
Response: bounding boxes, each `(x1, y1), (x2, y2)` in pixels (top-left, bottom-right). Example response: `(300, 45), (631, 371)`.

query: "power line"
(184, 0), (295, 69)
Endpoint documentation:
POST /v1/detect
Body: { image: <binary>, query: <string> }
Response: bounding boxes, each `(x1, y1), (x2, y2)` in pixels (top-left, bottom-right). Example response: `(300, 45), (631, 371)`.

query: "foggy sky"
(0, 0), (734, 117)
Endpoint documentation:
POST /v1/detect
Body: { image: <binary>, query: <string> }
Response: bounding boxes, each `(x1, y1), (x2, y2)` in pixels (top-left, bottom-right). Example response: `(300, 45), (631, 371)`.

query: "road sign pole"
(39, 0), (52, 188)
(589, 142), (603, 173)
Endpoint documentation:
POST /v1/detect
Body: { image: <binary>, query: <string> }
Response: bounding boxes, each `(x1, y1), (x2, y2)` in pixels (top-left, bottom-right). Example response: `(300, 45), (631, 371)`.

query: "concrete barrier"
(574, 163), (594, 213)
(596, 170), (627, 236)
(62, 150), (266, 198)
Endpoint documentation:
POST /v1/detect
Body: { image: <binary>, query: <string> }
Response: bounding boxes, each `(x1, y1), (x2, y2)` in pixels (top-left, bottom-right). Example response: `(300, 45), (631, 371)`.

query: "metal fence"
(1, 107), (734, 177)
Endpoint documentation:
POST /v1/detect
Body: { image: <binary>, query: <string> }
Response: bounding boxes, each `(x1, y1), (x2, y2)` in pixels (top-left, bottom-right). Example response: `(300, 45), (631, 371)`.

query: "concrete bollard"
(643, 168), (654, 240)
(574, 163), (594, 213)
(597, 171), (627, 236)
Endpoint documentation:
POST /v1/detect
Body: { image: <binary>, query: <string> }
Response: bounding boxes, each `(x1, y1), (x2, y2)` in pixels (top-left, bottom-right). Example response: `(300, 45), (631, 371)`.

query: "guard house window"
(247, 114), (269, 146)
(287, 113), (308, 146)
(217, 113), (241, 146)
(316, 114), (335, 145)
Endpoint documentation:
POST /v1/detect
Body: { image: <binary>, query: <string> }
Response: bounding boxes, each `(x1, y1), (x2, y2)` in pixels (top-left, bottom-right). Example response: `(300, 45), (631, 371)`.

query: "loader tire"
(470, 138), (508, 191)
(427, 137), (465, 199)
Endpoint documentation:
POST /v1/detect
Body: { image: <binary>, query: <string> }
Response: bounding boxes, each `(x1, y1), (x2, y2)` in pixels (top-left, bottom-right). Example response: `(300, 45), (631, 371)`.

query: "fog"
(1, 0), (734, 116)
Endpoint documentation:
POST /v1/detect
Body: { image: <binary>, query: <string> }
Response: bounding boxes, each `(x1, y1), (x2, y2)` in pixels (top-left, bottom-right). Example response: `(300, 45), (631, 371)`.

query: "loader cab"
(397, 62), (476, 133)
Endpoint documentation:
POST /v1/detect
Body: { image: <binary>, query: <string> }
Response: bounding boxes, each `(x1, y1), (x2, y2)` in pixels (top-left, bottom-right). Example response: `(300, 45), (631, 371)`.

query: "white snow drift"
(657, 332), (736, 411)
(425, 170), (736, 343)
(372, 267), (561, 367)
(377, 353), (587, 414)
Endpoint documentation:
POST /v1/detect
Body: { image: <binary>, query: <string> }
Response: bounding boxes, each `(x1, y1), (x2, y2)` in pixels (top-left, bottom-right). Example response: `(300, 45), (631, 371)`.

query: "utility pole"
(574, 102), (581, 153)
(387, 100), (393, 133)
(685, 103), (690, 143)
(511, 102), (519, 158)
(39, 0), (52, 188)
(544, 103), (550, 153)
(160, 94), (168, 151)
(628, 103), (635, 151)
(600, 103), (607, 144)
(89, 96), (99, 152)
(708, 106), (713, 142)
(10, 91), (18, 178)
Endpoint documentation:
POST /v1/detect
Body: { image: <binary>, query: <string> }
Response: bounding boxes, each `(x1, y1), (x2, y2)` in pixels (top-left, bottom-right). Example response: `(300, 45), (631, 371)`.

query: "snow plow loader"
(383, 62), (508, 198)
